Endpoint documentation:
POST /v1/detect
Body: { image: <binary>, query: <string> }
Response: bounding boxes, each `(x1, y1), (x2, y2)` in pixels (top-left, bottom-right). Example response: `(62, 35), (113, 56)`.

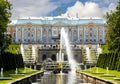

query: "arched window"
(90, 28), (92, 31)
(28, 33), (30, 37)
(90, 33), (92, 37)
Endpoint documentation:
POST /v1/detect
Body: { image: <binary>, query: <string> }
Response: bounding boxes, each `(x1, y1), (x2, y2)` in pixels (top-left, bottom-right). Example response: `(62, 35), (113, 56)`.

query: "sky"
(8, 0), (118, 19)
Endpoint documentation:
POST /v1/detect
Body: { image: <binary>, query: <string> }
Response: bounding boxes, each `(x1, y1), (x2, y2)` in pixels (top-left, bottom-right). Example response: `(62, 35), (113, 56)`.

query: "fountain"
(15, 68), (18, 74)
(32, 28), (91, 84)
(0, 68), (12, 80)
(60, 28), (77, 73)
(86, 47), (91, 62)
(92, 67), (103, 74)
(24, 66), (27, 73)
(97, 44), (102, 57)
(34, 65), (37, 70)
(9, 68), (24, 76)
(1, 68), (3, 77)
(106, 67), (109, 75)
(101, 67), (116, 77)
(20, 66), (30, 74)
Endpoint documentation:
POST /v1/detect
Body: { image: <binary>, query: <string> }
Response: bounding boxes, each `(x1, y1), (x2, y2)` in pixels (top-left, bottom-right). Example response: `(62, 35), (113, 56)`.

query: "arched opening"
(42, 54), (47, 61)
(64, 55), (68, 61)
(51, 54), (56, 61)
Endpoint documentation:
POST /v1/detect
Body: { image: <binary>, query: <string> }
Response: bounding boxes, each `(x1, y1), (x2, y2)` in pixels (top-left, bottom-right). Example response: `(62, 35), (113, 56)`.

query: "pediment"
(26, 22), (33, 28)
(87, 23), (95, 27)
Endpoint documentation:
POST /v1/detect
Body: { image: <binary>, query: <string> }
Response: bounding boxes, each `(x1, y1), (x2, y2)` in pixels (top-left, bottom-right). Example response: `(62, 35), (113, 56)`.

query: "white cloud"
(108, 3), (116, 11)
(8, 0), (117, 19)
(62, 1), (117, 18)
(9, 0), (57, 19)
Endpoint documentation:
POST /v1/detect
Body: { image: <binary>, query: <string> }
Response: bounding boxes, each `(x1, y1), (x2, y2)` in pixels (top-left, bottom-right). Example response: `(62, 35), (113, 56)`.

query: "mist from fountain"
(86, 47), (91, 61)
(1, 68), (3, 77)
(15, 68), (18, 75)
(60, 28), (77, 73)
(97, 44), (102, 57)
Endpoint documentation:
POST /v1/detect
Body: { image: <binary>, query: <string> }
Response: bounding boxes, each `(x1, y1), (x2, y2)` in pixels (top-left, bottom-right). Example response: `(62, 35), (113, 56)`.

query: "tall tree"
(0, 0), (12, 52)
(106, 0), (120, 52)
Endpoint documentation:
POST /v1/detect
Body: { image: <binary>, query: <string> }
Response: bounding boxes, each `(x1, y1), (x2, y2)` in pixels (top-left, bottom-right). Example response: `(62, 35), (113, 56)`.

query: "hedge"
(0, 52), (24, 71)
(96, 52), (120, 71)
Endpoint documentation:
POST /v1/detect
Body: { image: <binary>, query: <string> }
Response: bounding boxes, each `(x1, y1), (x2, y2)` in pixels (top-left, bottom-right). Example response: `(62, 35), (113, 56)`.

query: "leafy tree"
(0, 0), (12, 53)
(106, 0), (120, 52)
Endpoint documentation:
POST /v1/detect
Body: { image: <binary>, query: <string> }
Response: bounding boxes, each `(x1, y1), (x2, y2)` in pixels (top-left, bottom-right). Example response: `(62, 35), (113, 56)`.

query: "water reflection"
(32, 72), (88, 84)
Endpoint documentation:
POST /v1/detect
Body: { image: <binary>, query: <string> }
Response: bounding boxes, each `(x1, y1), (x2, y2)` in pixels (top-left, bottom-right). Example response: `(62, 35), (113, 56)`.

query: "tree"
(0, 0), (12, 52)
(106, 0), (120, 52)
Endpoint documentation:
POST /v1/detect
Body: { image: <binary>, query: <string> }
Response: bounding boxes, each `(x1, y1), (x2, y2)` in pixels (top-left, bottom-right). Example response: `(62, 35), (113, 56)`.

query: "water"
(97, 44), (102, 57)
(106, 67), (109, 75)
(1, 68), (3, 77)
(86, 47), (91, 61)
(32, 72), (88, 84)
(60, 28), (77, 73)
(15, 68), (18, 74)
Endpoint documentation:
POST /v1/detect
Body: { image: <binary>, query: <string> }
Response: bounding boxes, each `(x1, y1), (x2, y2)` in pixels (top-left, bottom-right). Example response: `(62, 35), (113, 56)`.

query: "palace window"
(69, 28), (71, 32)
(18, 28), (20, 31)
(32, 34), (33, 37)
(90, 39), (92, 42)
(24, 28), (26, 31)
(28, 28), (30, 31)
(94, 39), (96, 42)
(86, 35), (88, 37)
(18, 39), (21, 42)
(100, 39), (102, 42)
(80, 34), (82, 37)
(28, 33), (30, 37)
(100, 35), (102, 37)
(90, 28), (92, 31)
(86, 39), (88, 42)
(90, 33), (92, 37)
(80, 39), (82, 42)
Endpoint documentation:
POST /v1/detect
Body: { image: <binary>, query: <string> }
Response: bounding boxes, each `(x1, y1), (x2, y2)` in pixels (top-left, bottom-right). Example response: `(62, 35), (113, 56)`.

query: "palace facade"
(7, 16), (107, 63)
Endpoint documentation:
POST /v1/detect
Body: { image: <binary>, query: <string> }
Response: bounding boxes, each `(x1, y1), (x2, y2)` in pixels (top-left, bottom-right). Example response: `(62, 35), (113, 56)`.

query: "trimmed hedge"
(0, 52), (24, 71)
(96, 52), (120, 71)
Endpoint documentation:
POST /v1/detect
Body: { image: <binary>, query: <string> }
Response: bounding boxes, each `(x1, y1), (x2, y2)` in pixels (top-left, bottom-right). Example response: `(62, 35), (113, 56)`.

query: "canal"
(32, 71), (91, 84)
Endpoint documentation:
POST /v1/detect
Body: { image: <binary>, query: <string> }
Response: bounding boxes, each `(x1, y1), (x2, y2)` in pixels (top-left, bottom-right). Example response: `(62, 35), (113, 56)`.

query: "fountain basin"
(92, 72), (104, 74)
(114, 78), (120, 80)
(20, 72), (31, 74)
(9, 74), (24, 76)
(100, 74), (116, 77)
(0, 77), (12, 80)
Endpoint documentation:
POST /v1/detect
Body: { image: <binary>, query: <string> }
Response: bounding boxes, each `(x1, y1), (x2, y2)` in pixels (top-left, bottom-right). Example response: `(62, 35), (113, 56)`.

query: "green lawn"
(5, 44), (20, 54)
(101, 44), (109, 53)
(80, 67), (120, 84)
(0, 67), (44, 84)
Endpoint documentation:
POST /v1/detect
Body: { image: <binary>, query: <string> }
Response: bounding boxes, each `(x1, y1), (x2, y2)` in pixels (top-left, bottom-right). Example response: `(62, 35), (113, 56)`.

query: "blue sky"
(8, 0), (118, 19)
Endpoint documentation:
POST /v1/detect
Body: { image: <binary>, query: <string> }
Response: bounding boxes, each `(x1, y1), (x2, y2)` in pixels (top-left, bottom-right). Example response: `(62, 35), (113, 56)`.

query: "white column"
(22, 28), (24, 43)
(56, 53), (59, 62)
(34, 28), (36, 43)
(21, 44), (24, 61)
(41, 28), (42, 41)
(32, 45), (36, 62)
(78, 27), (79, 41)
(16, 27), (18, 42)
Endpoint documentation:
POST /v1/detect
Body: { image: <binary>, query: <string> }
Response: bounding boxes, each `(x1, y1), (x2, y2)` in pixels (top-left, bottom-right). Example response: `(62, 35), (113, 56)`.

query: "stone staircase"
(23, 49), (35, 63)
(82, 49), (97, 63)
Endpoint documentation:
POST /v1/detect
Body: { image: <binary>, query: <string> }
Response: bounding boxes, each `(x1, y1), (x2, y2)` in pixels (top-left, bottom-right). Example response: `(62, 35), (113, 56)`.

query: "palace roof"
(9, 16), (105, 25)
